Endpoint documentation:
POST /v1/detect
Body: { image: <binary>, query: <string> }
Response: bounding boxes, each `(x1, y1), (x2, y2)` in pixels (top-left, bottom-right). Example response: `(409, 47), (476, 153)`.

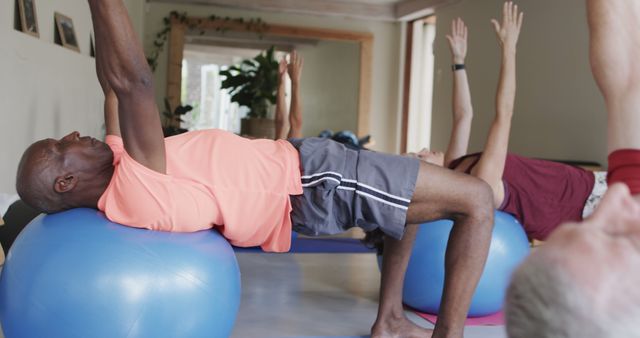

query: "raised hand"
(446, 18), (468, 64)
(287, 50), (303, 84)
(491, 1), (524, 50)
(278, 58), (288, 82)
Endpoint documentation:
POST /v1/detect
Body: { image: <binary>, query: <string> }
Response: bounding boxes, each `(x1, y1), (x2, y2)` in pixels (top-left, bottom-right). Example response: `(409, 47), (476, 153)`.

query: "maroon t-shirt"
(449, 153), (595, 240)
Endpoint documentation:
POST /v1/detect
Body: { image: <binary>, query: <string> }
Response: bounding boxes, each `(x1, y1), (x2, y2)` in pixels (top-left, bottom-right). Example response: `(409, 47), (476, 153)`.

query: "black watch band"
(452, 64), (465, 71)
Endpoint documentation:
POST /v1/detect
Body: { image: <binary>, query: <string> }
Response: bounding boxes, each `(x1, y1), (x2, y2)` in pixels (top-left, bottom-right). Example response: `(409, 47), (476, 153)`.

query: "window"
(402, 17), (436, 152)
(181, 45), (289, 134)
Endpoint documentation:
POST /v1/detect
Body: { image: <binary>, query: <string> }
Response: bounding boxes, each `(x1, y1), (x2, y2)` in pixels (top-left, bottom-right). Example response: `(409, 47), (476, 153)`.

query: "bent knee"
(462, 178), (494, 223)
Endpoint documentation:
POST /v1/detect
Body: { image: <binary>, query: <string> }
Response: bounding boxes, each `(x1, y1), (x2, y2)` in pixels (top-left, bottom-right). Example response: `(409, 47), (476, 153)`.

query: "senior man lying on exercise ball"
(15, 0), (494, 337)
(506, 0), (640, 337)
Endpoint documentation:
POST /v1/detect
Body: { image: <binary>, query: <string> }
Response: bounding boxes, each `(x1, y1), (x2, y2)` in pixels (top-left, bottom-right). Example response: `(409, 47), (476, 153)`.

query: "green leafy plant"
(218, 47), (279, 119)
(146, 11), (268, 72)
(162, 98), (193, 137)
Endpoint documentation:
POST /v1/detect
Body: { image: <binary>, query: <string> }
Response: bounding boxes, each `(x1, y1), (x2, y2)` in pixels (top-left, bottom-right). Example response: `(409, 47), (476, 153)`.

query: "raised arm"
(103, 91), (121, 137)
(287, 50), (303, 139)
(95, 45), (121, 137)
(470, 1), (523, 206)
(444, 18), (474, 167)
(274, 58), (288, 140)
(88, 0), (165, 173)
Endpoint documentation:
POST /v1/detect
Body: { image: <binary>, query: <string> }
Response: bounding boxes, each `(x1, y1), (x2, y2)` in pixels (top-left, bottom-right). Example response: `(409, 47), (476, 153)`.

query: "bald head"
(16, 133), (115, 213)
(16, 140), (62, 213)
(506, 213), (640, 338)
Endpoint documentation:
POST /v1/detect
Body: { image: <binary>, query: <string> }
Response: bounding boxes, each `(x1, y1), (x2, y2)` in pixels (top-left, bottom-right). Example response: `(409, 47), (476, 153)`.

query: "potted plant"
(162, 98), (193, 137)
(219, 46), (279, 139)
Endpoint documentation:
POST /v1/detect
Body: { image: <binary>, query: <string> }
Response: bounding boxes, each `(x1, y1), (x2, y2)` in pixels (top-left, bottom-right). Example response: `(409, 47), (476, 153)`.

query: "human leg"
(372, 161), (494, 338)
(373, 224), (431, 338)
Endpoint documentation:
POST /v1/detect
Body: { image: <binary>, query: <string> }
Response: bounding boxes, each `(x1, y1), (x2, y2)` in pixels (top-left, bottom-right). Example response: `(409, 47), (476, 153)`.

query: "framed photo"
(18, 0), (39, 37)
(54, 12), (80, 53)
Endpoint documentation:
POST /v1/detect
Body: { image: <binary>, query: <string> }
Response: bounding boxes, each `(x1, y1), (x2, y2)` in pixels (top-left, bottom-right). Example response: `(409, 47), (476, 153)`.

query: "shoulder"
(104, 135), (124, 164)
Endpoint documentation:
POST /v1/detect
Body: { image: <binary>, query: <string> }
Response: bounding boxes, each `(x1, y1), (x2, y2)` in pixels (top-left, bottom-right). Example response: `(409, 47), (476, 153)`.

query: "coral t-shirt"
(97, 129), (303, 252)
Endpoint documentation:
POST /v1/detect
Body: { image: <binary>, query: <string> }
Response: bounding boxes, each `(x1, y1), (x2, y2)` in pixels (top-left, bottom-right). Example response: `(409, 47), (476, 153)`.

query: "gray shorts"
(288, 137), (420, 240)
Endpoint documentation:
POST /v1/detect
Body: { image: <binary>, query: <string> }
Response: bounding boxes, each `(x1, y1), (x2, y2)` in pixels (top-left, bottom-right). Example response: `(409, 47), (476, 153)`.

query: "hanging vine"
(146, 11), (270, 72)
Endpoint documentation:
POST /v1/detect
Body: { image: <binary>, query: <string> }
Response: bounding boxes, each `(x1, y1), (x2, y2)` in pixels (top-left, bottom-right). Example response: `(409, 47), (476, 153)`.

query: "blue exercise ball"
(403, 211), (530, 317)
(0, 208), (241, 338)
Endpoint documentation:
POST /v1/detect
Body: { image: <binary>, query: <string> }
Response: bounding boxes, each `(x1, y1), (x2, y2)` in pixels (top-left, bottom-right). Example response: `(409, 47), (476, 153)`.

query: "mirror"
(166, 17), (373, 138)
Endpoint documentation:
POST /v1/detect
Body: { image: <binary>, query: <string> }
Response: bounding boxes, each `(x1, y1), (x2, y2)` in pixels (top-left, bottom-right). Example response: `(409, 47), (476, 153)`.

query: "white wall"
(431, 0), (607, 165)
(295, 40), (359, 137)
(143, 3), (402, 152)
(0, 0), (144, 194)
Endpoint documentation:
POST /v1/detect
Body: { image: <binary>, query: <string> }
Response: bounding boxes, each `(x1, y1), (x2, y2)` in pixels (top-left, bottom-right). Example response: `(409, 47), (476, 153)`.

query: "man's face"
(542, 184), (640, 310)
(42, 131), (111, 169)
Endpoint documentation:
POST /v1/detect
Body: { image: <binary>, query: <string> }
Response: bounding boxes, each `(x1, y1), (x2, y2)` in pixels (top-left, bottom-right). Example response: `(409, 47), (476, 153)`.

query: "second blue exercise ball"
(403, 211), (530, 317)
(0, 208), (241, 338)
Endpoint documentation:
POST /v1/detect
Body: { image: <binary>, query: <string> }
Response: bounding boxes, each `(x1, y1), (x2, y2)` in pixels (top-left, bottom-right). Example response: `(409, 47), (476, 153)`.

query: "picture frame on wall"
(54, 12), (80, 53)
(18, 0), (39, 37)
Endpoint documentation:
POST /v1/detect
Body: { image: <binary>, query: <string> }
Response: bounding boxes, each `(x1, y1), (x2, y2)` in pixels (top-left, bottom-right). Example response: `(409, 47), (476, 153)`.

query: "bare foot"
(371, 315), (433, 338)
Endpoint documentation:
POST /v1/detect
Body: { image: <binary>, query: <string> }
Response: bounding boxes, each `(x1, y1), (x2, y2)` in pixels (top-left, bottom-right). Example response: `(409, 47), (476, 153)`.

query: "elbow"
(453, 112), (473, 123)
(106, 59), (154, 95)
(110, 72), (155, 96)
(290, 114), (302, 128)
(274, 113), (285, 124)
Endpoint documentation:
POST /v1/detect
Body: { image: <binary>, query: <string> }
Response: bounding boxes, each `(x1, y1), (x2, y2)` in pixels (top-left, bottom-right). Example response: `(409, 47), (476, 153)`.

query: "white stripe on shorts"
(303, 171), (411, 210)
(342, 179), (411, 203)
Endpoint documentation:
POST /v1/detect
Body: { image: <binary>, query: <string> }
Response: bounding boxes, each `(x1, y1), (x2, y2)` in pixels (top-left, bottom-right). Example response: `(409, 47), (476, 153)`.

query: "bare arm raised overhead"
(471, 1), (523, 206)
(88, 0), (166, 173)
(287, 50), (303, 139)
(444, 18), (474, 167)
(95, 41), (121, 138)
(275, 57), (288, 140)
(274, 50), (303, 140)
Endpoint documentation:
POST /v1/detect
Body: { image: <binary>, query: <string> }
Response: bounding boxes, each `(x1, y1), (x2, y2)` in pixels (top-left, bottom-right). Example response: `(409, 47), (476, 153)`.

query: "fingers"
(493, 1), (524, 41)
(517, 11), (524, 31)
(463, 21), (468, 40)
(278, 58), (287, 76)
(450, 18), (467, 38)
(290, 51), (302, 69)
(503, 2), (523, 27)
(503, 1), (510, 23)
(499, 2), (522, 26)
(491, 19), (500, 34)
(286, 50), (303, 80)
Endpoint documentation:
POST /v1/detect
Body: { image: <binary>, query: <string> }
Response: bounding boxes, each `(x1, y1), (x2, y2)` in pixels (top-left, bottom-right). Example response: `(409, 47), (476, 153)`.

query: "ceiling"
(146, 0), (458, 22)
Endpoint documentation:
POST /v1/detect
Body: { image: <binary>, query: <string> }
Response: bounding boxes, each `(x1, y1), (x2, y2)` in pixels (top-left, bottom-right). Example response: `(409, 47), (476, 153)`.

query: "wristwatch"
(452, 64), (465, 71)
